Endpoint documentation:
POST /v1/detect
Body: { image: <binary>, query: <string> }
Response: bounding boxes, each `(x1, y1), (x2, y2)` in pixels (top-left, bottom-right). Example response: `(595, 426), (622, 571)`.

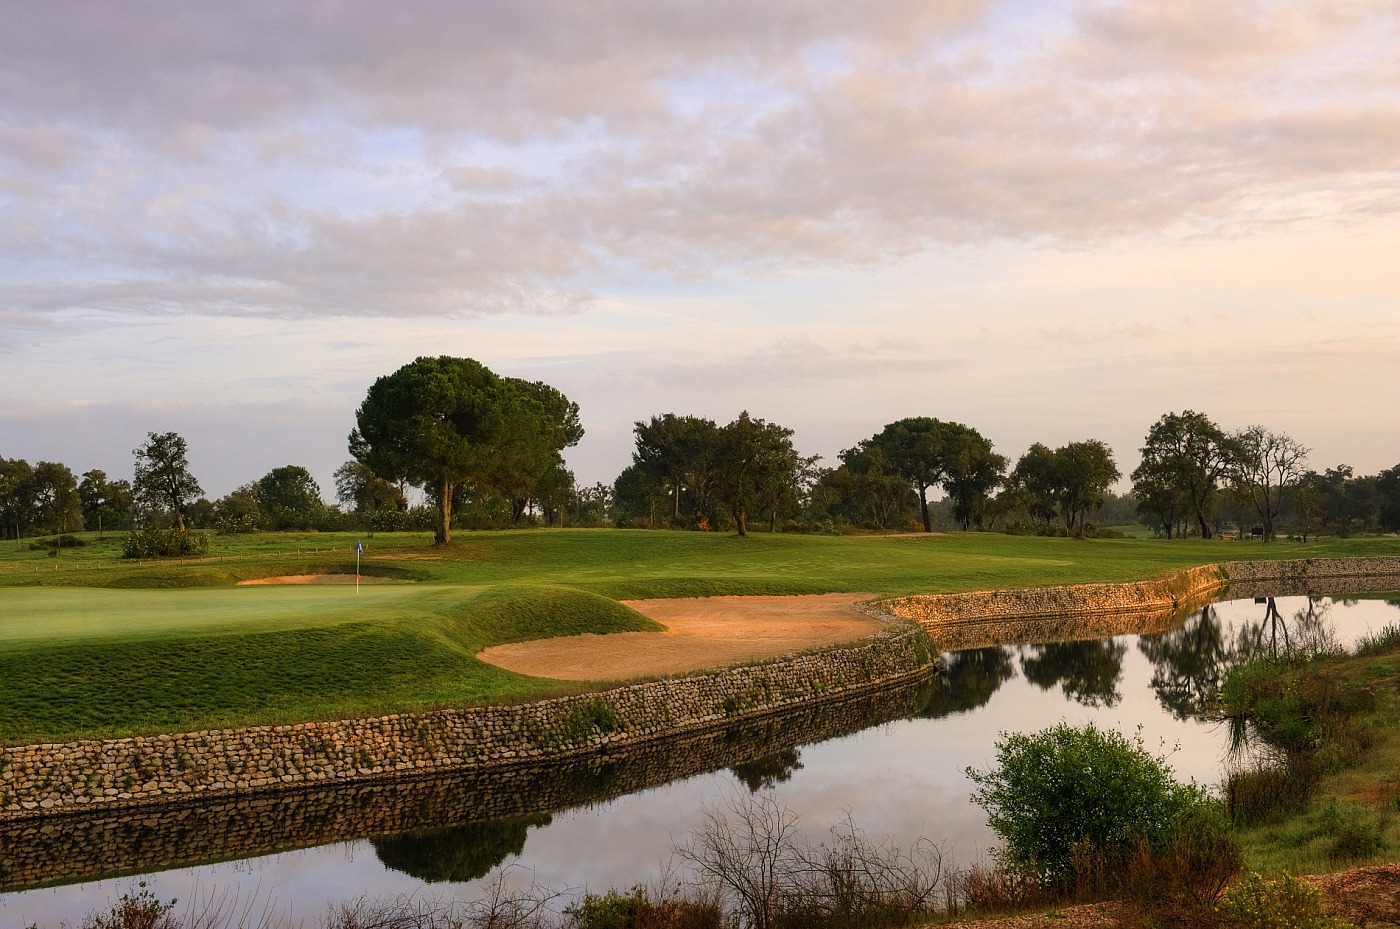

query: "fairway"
(2, 528), (1398, 745)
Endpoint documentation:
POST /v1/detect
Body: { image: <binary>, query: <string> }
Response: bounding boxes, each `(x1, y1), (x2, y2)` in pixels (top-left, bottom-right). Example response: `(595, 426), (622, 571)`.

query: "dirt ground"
(476, 593), (886, 681)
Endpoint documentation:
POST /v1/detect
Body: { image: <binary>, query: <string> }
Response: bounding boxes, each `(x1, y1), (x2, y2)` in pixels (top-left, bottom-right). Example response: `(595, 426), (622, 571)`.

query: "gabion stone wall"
(0, 623), (933, 820)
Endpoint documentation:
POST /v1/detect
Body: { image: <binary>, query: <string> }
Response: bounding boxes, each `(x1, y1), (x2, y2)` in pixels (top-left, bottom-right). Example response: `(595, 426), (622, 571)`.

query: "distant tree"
(1133, 411), (1233, 538)
(862, 417), (1003, 533)
(495, 378), (583, 524)
(1056, 440), (1120, 536)
(132, 432), (203, 531)
(612, 462), (668, 528)
(333, 460), (407, 514)
(0, 457), (36, 539)
(713, 411), (801, 538)
(1229, 426), (1308, 542)
(78, 469), (133, 533)
(811, 444), (915, 530)
(1007, 440), (1119, 537)
(253, 465), (324, 530)
(632, 414), (722, 525)
(1379, 463), (1400, 533)
(942, 425), (1008, 531)
(31, 461), (82, 535)
(864, 418), (950, 533)
(1131, 456), (1191, 538)
(349, 356), (581, 544)
(213, 485), (263, 534)
(1007, 443), (1061, 532)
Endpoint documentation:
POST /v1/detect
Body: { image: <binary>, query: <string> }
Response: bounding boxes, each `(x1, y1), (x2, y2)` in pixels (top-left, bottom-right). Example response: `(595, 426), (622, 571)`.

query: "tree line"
(3, 357), (1398, 545)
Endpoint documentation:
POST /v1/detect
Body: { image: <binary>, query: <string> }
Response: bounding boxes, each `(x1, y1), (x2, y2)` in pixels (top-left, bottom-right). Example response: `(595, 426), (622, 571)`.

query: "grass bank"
(2, 529), (1397, 744)
(1223, 624), (1400, 873)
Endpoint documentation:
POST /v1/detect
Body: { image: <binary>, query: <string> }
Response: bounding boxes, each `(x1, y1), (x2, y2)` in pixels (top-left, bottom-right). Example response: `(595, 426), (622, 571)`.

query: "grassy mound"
(0, 582), (662, 745)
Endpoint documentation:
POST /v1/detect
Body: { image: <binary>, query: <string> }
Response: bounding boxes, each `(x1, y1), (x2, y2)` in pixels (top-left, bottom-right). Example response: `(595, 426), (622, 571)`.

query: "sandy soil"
(476, 593), (886, 681)
(235, 574), (399, 586)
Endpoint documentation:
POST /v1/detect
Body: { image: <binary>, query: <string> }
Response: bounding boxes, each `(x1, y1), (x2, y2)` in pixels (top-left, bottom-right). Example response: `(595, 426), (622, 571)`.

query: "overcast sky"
(1, 0), (1397, 501)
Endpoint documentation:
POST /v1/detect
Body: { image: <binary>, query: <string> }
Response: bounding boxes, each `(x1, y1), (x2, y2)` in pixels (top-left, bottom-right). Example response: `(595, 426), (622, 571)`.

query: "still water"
(3, 592), (1397, 927)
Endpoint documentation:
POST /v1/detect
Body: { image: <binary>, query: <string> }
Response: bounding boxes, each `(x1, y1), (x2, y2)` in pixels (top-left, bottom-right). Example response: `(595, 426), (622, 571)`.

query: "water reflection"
(913, 647), (1015, 719)
(729, 749), (804, 793)
(372, 814), (552, 883)
(1020, 639), (1126, 708)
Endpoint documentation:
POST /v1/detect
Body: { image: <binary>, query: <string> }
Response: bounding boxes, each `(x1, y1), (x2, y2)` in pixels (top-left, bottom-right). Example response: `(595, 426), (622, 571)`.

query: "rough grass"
(1229, 634), (1400, 873)
(2, 528), (1397, 745)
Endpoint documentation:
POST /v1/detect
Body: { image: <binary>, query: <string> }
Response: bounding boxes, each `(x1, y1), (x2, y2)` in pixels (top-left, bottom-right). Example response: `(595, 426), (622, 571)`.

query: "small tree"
(132, 432), (203, 531)
(966, 722), (1205, 888)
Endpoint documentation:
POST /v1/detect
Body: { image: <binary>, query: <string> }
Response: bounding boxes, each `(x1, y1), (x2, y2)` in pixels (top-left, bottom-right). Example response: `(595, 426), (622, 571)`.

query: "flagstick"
(356, 541), (361, 594)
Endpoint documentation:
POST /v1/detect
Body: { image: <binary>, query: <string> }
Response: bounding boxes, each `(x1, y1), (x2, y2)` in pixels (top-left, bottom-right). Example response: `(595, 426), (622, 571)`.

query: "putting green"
(0, 585), (479, 650)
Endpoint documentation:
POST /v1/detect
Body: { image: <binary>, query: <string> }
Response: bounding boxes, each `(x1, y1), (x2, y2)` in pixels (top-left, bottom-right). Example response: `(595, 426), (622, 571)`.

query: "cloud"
(0, 0), (1396, 325)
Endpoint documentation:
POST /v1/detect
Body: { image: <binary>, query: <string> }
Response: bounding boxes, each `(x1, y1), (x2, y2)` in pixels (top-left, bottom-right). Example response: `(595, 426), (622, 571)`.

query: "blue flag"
(356, 540), (364, 556)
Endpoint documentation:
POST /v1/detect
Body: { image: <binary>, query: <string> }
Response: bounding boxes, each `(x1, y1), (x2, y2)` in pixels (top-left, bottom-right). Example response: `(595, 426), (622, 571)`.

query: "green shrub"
(122, 528), (209, 559)
(566, 885), (721, 929)
(966, 722), (1206, 888)
(81, 882), (178, 929)
(1219, 871), (1346, 929)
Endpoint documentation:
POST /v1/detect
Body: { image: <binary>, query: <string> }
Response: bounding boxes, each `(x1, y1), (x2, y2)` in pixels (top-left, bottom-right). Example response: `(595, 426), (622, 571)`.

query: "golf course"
(3, 528), (1398, 745)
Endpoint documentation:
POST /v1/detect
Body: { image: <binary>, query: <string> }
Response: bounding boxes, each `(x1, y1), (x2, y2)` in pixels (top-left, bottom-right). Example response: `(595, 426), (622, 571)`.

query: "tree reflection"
(371, 813), (552, 883)
(914, 646), (1016, 719)
(729, 748), (804, 792)
(1138, 605), (1230, 720)
(1139, 597), (1340, 719)
(1020, 639), (1126, 708)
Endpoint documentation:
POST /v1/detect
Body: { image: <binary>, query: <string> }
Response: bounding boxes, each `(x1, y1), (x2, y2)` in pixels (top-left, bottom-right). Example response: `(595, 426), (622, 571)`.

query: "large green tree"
(713, 411), (802, 538)
(632, 413), (721, 525)
(1132, 411), (1233, 539)
(0, 457), (36, 539)
(349, 356), (581, 544)
(78, 469), (133, 533)
(31, 461), (82, 535)
(132, 431), (203, 531)
(862, 417), (1003, 532)
(253, 465), (325, 530)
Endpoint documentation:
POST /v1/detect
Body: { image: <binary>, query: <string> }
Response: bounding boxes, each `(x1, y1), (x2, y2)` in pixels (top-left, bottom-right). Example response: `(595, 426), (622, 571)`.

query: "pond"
(2, 590), (1397, 927)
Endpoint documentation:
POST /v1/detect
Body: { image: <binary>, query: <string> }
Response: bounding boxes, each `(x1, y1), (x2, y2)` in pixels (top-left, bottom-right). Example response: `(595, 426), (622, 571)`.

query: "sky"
(1, 0), (1397, 501)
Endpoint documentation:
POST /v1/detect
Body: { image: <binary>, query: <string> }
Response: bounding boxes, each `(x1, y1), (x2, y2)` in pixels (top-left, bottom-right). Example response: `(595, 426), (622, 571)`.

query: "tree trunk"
(436, 480), (454, 545)
(733, 506), (748, 538)
(918, 482), (932, 533)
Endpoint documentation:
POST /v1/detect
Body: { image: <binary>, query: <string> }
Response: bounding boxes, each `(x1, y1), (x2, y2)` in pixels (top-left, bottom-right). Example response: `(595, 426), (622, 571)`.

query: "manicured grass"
(1, 528), (1397, 744)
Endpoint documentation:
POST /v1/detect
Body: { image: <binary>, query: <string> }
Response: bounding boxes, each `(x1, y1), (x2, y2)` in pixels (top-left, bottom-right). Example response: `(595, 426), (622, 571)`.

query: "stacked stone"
(0, 675), (935, 891)
(0, 623), (934, 820)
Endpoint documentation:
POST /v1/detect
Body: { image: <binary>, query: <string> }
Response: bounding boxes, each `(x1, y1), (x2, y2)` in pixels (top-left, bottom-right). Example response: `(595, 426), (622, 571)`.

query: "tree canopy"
(132, 431), (203, 532)
(349, 356), (582, 544)
(859, 417), (1004, 532)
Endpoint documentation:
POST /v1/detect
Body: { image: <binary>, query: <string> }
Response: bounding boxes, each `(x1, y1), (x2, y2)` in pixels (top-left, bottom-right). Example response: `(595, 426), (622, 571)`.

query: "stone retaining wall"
(880, 557), (1400, 649)
(0, 677), (933, 891)
(0, 623), (933, 821)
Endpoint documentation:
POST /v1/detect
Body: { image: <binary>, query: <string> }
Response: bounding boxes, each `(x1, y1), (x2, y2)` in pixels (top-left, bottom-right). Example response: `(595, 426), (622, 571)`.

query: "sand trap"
(477, 593), (886, 681)
(236, 574), (398, 586)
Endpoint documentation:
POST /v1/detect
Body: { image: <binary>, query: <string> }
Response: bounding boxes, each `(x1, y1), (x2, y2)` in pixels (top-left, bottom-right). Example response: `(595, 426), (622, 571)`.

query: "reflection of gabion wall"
(881, 557), (1400, 651)
(0, 677), (933, 891)
(0, 624), (932, 821)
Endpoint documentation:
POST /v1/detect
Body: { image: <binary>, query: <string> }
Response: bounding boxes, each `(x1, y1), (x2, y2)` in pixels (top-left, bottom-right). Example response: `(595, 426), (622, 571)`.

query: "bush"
(1219, 871), (1346, 929)
(966, 723), (1206, 889)
(29, 534), (86, 550)
(122, 528), (210, 559)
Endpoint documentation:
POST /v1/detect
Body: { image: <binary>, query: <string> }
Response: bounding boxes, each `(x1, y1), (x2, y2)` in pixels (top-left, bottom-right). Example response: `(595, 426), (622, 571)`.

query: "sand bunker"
(236, 574), (398, 586)
(477, 593), (885, 681)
